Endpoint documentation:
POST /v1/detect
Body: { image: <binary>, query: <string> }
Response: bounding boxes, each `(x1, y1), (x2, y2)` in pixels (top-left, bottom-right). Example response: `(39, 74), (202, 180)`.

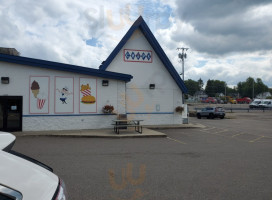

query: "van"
(249, 99), (262, 108)
(259, 99), (272, 108)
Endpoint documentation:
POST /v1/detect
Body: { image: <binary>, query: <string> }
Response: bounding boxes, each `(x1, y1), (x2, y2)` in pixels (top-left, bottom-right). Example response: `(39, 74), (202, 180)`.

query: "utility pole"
(177, 47), (189, 80)
(177, 47), (189, 105)
(225, 83), (227, 102)
(252, 80), (254, 99)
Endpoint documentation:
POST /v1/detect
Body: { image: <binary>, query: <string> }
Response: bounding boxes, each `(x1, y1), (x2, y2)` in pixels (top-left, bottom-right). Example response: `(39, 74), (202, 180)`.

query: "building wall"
(0, 62), (126, 131)
(105, 29), (186, 124)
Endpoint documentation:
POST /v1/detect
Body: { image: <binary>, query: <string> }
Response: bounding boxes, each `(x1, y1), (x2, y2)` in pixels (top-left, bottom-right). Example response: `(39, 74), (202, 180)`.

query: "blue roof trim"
(0, 53), (133, 82)
(99, 16), (188, 93)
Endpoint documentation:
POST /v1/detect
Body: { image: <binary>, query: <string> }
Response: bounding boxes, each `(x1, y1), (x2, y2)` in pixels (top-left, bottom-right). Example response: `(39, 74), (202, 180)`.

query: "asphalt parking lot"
(13, 111), (272, 200)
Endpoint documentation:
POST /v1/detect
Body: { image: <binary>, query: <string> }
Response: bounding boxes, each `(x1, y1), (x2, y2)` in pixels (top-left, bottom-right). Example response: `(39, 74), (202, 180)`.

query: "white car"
(0, 132), (67, 200)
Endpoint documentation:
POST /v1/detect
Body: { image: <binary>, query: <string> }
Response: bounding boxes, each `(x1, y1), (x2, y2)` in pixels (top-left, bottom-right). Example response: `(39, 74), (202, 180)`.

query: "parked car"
(249, 99), (262, 108)
(236, 97), (251, 104)
(197, 107), (225, 119)
(0, 131), (68, 200)
(204, 97), (217, 104)
(225, 96), (237, 104)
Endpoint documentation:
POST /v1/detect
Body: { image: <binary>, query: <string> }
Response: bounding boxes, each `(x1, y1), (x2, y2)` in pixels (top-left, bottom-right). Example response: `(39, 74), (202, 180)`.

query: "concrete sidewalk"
(13, 123), (205, 138)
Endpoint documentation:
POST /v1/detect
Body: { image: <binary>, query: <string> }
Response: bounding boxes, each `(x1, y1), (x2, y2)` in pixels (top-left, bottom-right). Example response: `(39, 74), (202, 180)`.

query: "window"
(0, 185), (22, 200)
(0, 194), (14, 200)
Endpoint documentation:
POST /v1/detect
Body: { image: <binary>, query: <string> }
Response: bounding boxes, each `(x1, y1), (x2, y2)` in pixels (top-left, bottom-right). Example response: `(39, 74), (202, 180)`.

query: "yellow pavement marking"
(214, 129), (228, 134)
(249, 136), (265, 143)
(167, 137), (186, 145)
(231, 132), (245, 138)
(202, 127), (216, 131)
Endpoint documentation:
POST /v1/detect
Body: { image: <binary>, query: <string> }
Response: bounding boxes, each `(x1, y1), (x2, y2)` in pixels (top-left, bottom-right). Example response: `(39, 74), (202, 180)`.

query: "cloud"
(0, 0), (271, 88)
(174, 0), (272, 55)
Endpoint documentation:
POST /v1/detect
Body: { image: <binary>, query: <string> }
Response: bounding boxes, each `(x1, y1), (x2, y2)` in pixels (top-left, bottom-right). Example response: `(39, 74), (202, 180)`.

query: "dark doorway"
(0, 96), (22, 132)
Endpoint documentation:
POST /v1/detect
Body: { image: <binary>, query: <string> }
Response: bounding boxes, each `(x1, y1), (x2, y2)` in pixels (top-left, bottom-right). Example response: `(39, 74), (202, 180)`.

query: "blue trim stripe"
(99, 16), (188, 93)
(0, 54), (133, 82)
(127, 112), (174, 114)
(23, 114), (116, 117)
(23, 112), (174, 117)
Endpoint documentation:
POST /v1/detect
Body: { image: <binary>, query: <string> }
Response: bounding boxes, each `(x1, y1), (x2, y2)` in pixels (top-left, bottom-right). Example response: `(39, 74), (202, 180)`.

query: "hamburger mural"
(79, 78), (97, 113)
(80, 84), (96, 104)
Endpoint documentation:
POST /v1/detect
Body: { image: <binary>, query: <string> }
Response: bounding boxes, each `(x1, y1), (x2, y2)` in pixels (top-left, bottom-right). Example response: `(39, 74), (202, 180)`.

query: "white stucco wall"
(0, 61), (126, 131)
(105, 29), (186, 124)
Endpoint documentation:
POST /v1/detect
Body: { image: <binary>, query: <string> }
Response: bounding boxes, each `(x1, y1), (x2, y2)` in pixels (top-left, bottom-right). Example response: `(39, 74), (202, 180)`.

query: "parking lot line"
(202, 127), (216, 131)
(231, 132), (246, 138)
(166, 137), (186, 145)
(249, 136), (265, 143)
(214, 129), (228, 134)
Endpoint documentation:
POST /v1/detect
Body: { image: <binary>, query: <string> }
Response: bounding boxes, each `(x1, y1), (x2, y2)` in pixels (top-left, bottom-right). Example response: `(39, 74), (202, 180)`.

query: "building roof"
(0, 53), (133, 82)
(99, 16), (188, 93)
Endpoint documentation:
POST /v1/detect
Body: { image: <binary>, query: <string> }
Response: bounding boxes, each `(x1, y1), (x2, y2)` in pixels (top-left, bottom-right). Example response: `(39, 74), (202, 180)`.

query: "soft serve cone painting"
(29, 76), (49, 114)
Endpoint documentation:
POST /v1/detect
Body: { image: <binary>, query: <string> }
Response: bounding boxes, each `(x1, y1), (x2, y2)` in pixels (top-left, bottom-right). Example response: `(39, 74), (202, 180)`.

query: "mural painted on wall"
(79, 78), (97, 113)
(124, 49), (152, 63)
(29, 76), (49, 114)
(55, 77), (74, 113)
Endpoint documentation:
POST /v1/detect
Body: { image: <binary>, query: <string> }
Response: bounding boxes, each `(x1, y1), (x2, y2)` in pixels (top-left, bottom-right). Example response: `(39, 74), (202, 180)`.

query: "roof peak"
(99, 16), (188, 93)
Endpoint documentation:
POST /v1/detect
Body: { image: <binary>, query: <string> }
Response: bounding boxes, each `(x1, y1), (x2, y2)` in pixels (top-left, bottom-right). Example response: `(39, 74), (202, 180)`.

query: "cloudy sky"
(1, 0), (272, 87)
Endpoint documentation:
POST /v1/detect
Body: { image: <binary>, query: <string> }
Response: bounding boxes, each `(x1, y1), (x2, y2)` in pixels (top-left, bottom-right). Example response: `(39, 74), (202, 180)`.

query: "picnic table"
(112, 119), (143, 134)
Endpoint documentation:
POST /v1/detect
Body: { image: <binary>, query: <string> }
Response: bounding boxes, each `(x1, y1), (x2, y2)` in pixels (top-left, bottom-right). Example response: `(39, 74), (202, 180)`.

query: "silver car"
(197, 107), (225, 119)
(0, 132), (68, 200)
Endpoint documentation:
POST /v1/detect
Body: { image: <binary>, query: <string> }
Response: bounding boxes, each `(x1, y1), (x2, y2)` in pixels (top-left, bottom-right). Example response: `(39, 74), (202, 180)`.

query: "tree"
(255, 78), (268, 96)
(184, 79), (200, 96)
(197, 78), (204, 91)
(237, 77), (269, 98)
(205, 79), (227, 97)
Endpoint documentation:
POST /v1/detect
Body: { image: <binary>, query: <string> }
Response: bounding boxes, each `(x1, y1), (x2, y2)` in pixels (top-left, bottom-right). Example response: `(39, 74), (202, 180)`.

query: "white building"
(0, 16), (188, 132)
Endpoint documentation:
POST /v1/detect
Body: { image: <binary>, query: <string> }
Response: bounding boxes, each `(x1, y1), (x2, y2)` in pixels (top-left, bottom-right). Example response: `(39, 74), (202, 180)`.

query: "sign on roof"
(123, 49), (152, 63)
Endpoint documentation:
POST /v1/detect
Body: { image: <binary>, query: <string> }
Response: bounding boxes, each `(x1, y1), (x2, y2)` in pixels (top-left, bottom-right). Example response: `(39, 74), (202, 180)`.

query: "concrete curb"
(12, 124), (203, 138)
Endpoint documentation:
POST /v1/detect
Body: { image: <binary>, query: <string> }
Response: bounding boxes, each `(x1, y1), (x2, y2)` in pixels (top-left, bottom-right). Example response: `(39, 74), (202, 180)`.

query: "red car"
(204, 97), (217, 104)
(236, 97), (251, 104)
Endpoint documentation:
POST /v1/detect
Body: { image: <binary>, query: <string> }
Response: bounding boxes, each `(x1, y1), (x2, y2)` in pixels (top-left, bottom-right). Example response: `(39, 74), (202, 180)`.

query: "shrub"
(175, 106), (184, 113)
(102, 105), (114, 113)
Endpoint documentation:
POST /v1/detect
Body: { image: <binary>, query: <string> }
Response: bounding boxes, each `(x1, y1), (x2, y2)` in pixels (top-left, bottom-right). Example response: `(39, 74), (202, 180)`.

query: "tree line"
(184, 77), (271, 98)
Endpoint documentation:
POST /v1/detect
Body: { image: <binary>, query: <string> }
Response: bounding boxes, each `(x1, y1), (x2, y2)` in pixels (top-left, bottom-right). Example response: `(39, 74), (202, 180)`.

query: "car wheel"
(197, 114), (201, 119)
(220, 116), (224, 119)
(209, 113), (214, 119)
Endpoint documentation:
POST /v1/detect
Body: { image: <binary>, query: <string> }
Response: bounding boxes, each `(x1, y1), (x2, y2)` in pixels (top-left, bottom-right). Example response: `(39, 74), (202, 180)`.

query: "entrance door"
(0, 96), (22, 132)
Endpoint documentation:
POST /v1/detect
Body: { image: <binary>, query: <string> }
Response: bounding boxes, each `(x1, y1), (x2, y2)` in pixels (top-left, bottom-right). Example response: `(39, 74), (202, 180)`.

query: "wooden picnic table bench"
(112, 119), (143, 134)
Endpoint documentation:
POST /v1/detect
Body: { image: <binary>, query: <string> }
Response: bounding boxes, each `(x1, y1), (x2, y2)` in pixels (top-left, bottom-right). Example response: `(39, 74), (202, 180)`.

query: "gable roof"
(99, 16), (188, 93)
(0, 53), (132, 82)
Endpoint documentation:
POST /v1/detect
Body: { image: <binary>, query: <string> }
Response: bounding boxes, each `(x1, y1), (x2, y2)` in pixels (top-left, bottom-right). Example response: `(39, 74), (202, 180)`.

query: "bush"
(102, 105), (114, 113)
(175, 106), (184, 113)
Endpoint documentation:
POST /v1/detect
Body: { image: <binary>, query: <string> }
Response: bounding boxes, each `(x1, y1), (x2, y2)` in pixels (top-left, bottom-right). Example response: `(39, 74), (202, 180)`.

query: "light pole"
(177, 47), (189, 80)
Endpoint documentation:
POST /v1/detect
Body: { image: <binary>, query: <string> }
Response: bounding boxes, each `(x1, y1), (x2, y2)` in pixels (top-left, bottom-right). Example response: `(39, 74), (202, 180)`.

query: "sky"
(1, 0), (272, 88)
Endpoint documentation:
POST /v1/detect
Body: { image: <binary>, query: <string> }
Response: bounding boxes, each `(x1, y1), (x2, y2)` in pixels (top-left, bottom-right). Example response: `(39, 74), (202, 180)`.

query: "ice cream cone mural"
(29, 76), (49, 114)
(31, 80), (40, 98)
(80, 84), (96, 104)
(37, 96), (46, 110)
